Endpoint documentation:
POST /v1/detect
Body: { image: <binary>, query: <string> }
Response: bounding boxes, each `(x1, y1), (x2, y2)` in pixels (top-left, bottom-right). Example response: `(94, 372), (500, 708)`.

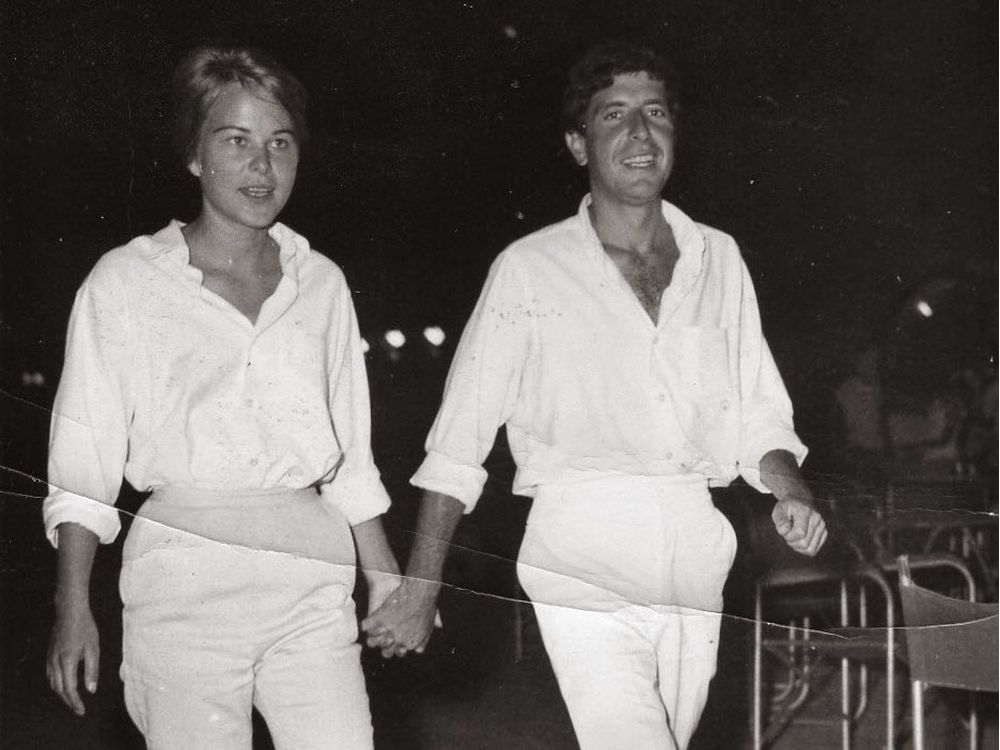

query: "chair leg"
(969, 692), (978, 750)
(753, 583), (763, 750)
(886, 589), (895, 748)
(840, 580), (851, 750)
(912, 680), (924, 750)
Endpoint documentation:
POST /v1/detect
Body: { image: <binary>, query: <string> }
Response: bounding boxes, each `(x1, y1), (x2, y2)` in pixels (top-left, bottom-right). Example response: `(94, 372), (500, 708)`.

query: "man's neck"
(588, 196), (668, 257)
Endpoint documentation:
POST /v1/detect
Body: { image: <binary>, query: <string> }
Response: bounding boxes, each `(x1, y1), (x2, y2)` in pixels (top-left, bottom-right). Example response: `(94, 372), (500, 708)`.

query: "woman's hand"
(47, 601), (100, 716)
(364, 569), (403, 619)
(47, 523), (101, 716)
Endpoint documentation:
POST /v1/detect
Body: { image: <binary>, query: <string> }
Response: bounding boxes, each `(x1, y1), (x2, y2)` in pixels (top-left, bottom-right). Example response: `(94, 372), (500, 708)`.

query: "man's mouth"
(240, 186), (274, 198)
(622, 154), (656, 168)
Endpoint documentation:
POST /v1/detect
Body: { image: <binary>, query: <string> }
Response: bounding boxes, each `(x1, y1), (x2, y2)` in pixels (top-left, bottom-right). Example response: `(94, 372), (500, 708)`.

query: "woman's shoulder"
(84, 222), (184, 290)
(271, 222), (348, 283)
(81, 221), (187, 302)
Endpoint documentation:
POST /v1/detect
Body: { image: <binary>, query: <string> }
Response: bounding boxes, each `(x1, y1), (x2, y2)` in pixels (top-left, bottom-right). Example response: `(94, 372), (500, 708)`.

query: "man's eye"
(604, 110), (624, 121)
(648, 107), (667, 118)
(228, 135), (247, 146)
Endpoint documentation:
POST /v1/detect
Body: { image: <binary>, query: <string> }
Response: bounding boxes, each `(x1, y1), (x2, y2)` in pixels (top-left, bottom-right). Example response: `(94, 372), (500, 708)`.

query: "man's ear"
(187, 160), (203, 178)
(564, 130), (588, 166)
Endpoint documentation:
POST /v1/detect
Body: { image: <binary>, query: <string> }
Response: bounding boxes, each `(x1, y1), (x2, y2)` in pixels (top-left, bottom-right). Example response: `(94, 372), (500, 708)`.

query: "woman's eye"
(271, 138), (289, 149)
(228, 135), (247, 146)
(604, 110), (624, 121)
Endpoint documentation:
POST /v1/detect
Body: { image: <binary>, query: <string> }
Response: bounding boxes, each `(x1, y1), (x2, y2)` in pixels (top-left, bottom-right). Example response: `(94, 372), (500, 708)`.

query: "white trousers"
(119, 487), (373, 750)
(516, 475), (737, 750)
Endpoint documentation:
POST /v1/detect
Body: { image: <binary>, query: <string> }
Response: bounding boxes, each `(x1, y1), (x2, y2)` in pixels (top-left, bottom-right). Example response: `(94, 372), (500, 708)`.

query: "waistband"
(147, 485), (319, 509)
(535, 472), (711, 504)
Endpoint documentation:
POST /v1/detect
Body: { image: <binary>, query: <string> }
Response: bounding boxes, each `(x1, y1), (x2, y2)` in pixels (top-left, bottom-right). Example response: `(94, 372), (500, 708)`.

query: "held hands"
(772, 497), (828, 557)
(361, 577), (439, 658)
(46, 602), (99, 716)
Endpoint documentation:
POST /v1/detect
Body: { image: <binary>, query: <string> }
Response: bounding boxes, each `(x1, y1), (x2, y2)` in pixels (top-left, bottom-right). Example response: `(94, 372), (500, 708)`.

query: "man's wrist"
(54, 587), (90, 612)
(402, 573), (443, 602)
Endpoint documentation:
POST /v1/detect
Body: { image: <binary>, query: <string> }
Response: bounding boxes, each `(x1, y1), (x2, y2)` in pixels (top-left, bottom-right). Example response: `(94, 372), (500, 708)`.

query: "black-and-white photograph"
(2, 1), (996, 748)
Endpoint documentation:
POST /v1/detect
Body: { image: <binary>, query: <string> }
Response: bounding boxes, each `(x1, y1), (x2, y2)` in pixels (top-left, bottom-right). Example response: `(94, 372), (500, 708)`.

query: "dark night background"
(1, 1), (996, 748)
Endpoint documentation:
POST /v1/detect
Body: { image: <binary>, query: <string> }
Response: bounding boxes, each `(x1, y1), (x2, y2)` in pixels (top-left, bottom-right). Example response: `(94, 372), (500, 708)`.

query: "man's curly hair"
(561, 40), (681, 134)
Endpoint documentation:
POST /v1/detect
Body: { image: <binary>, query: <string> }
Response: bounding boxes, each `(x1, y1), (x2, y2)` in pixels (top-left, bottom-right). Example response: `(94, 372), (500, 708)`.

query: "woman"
(44, 46), (399, 749)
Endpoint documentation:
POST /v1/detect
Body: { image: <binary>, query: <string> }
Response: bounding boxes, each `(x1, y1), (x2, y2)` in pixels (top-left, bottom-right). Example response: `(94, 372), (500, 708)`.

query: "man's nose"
(627, 110), (651, 139)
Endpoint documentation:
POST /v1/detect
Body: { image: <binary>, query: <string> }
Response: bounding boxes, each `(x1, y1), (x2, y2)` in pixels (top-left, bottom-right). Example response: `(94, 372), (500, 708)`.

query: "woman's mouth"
(240, 186), (274, 199)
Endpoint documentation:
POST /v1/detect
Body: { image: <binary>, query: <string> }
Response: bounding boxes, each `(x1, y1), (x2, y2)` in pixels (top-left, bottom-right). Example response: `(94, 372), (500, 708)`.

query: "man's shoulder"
(502, 213), (583, 263)
(691, 218), (740, 257)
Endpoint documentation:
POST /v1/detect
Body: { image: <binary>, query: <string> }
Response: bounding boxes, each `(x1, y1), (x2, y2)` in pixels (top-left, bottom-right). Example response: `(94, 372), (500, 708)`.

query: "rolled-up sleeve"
(411, 253), (533, 512)
(44, 263), (133, 547)
(735, 260), (808, 492)
(320, 278), (392, 526)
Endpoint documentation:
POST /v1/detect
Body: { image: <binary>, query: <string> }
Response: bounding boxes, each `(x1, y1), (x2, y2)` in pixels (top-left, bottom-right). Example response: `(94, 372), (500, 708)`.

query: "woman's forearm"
(351, 516), (401, 577)
(54, 523), (100, 611)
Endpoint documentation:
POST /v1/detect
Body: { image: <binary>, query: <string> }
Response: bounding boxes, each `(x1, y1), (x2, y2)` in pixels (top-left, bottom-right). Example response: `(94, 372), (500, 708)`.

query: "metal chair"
(897, 554), (999, 750)
(752, 557), (897, 750)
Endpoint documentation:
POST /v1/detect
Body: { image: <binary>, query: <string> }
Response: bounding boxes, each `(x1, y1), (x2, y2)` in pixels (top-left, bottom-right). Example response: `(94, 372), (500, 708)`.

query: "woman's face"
(189, 82), (299, 231)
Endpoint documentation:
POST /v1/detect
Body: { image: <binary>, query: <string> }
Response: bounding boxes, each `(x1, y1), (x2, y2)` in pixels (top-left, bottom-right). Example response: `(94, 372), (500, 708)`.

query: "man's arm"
(361, 490), (464, 656)
(759, 448), (827, 556)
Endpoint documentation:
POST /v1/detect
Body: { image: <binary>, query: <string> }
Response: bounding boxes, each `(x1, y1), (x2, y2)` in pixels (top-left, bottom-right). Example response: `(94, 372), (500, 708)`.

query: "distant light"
(423, 326), (446, 346)
(916, 300), (934, 318)
(361, 337), (370, 354)
(503, 24), (518, 39)
(21, 371), (45, 387)
(384, 330), (406, 348)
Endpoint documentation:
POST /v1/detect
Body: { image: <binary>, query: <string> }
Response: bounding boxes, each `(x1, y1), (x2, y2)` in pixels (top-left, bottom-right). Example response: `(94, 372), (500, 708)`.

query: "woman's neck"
(182, 215), (276, 273)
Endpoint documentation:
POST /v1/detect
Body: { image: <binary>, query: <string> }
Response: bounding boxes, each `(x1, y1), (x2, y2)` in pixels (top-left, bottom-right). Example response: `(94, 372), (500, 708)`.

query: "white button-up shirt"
(43, 221), (390, 546)
(411, 196), (807, 512)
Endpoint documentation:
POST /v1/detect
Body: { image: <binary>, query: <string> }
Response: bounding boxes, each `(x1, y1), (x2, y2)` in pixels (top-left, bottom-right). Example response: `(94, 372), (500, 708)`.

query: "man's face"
(565, 72), (675, 208)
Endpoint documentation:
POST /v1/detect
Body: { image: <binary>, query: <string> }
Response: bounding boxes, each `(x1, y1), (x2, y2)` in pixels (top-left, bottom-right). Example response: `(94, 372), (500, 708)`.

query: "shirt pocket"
(670, 325), (734, 403)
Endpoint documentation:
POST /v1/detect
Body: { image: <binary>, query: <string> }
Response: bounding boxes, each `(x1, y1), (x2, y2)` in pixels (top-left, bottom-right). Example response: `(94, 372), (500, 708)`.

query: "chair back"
(897, 555), (999, 692)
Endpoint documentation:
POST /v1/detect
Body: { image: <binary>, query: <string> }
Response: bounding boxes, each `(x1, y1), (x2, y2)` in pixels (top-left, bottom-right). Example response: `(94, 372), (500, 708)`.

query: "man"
(364, 41), (827, 749)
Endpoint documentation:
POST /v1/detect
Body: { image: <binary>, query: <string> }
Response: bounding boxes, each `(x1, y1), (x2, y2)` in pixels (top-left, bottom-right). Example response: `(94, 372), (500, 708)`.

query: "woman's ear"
(564, 130), (588, 166)
(187, 160), (203, 178)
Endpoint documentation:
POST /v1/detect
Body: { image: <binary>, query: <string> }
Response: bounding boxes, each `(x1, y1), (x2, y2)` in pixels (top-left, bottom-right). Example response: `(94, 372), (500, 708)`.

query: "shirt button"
(249, 458), (259, 466)
(657, 393), (666, 402)
(244, 398), (255, 408)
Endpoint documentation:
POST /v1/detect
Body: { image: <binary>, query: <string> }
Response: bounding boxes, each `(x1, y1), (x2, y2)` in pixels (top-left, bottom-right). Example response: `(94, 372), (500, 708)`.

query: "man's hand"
(772, 497), (827, 557)
(361, 577), (439, 658)
(47, 601), (99, 716)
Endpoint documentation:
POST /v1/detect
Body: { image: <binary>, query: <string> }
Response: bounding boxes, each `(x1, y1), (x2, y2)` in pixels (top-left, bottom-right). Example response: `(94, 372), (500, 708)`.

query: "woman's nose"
(249, 146), (272, 173)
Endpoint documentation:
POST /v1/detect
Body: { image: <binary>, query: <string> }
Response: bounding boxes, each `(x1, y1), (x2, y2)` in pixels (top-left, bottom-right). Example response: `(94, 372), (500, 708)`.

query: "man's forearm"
(404, 490), (465, 592)
(759, 449), (814, 504)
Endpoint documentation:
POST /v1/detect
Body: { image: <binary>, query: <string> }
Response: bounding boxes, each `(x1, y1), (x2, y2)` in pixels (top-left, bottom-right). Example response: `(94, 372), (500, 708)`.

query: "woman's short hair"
(171, 46), (309, 166)
(561, 40), (680, 135)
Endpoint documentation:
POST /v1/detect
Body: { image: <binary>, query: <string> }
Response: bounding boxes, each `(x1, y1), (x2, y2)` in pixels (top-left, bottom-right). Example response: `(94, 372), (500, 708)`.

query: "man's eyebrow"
(598, 96), (667, 110)
(210, 126), (297, 136)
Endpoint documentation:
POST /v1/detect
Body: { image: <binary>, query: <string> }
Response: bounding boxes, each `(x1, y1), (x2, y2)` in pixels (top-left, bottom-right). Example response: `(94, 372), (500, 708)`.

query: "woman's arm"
(47, 522), (100, 716)
(350, 516), (402, 621)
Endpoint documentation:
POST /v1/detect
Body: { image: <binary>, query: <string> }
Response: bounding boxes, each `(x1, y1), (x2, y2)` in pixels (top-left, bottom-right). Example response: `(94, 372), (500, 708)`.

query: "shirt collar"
(575, 194), (706, 280)
(147, 220), (311, 287)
